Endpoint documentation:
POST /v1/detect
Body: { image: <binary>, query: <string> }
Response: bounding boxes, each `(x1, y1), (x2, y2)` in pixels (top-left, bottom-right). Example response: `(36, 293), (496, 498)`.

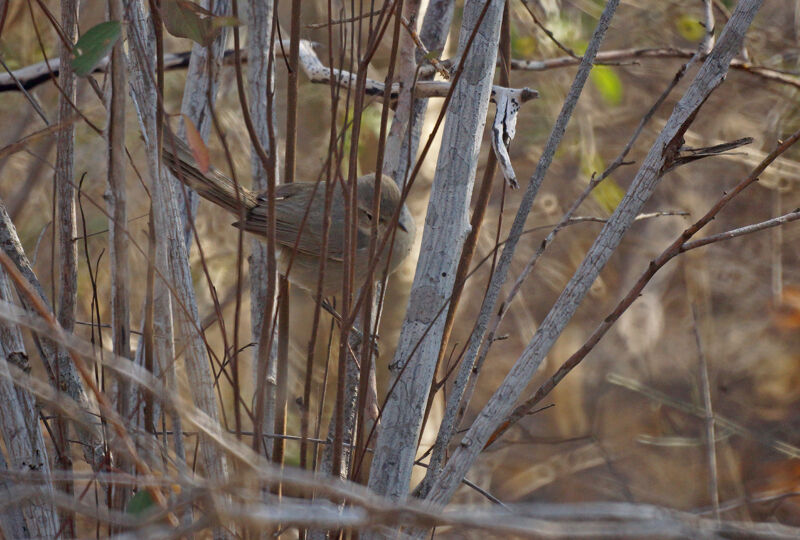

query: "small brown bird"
(162, 138), (416, 296)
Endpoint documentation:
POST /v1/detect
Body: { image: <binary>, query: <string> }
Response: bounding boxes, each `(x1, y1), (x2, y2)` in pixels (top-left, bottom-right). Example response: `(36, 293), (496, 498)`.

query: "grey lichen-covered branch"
(0, 39), (538, 103)
(418, 0), (620, 502)
(124, 0), (230, 494)
(0, 270), (59, 537)
(366, 0), (508, 506)
(424, 0), (764, 507)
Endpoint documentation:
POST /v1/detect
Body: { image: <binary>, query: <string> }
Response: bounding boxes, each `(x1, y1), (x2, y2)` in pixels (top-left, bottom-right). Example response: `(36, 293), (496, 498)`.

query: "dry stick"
(306, 9), (386, 29)
(508, 47), (799, 89)
(335, 11), (404, 491)
(0, 270), (59, 538)
(308, 5), (356, 492)
(331, 0), (399, 481)
(354, 0), (525, 480)
(6, 39), (798, 94)
(52, 1), (78, 533)
(123, 8), (192, 530)
(305, 9), (354, 496)
(770, 187), (783, 301)
(246, 0), (279, 463)
(377, 0), (455, 462)
(0, 53), (49, 124)
(227, 0), (280, 460)
(7, 300), (796, 538)
(205, 107), (246, 426)
(126, 4), (162, 444)
(171, 0), (234, 493)
(211, 2), (264, 453)
(431, 24), (708, 477)
(432, 0), (509, 406)
(352, 0), (407, 484)
(692, 304), (720, 522)
(358, 11), (420, 470)
(608, 371), (800, 459)
(701, 0), (716, 55)
(0, 251), (177, 524)
(427, 0), (763, 508)
(368, 0), (508, 506)
(382, 0), (424, 181)
(335, 10), (366, 486)
(212, 31), (245, 446)
(251, 66), (281, 465)
(420, 0), (619, 500)
(300, 9), (339, 474)
(131, 0), (233, 503)
(273, 0), (303, 484)
(416, 0), (510, 497)
(392, 0), (454, 187)
(183, 71), (240, 433)
(685, 210), (800, 248)
(107, 0), (132, 519)
(487, 126), (800, 451)
(123, 0), (185, 476)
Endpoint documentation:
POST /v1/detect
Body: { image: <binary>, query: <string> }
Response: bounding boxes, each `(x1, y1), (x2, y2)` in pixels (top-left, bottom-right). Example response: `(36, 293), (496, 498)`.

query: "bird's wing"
(236, 183), (369, 260)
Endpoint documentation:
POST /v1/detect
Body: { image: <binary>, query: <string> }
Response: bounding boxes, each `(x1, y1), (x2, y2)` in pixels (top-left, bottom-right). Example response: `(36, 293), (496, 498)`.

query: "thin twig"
(489, 126), (800, 449)
(691, 304), (720, 521)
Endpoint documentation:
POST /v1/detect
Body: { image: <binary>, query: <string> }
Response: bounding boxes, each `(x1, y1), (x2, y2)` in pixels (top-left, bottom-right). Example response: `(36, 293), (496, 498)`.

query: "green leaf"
(675, 14), (705, 42)
(162, 0), (239, 46)
(126, 490), (155, 517)
(590, 65), (623, 106)
(581, 153), (625, 213)
(511, 35), (536, 58)
(71, 21), (122, 77)
(593, 178), (626, 213)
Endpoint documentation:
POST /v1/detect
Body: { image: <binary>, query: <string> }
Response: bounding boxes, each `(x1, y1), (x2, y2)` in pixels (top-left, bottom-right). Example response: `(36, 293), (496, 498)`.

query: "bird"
(162, 136), (416, 296)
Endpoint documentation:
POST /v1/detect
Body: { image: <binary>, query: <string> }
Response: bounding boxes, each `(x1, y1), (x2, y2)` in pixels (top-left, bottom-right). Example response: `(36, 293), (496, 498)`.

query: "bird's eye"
(364, 211), (373, 221)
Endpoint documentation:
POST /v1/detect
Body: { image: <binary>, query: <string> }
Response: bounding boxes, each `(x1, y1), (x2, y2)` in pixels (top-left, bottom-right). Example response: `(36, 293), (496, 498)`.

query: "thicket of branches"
(0, 0), (799, 538)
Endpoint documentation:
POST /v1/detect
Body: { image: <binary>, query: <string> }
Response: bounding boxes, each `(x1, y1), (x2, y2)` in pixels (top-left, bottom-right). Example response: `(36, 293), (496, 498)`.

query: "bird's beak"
(398, 220), (408, 233)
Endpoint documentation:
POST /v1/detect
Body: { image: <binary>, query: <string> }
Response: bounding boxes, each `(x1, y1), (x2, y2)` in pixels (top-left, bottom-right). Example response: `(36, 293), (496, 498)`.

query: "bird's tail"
(162, 135), (259, 215)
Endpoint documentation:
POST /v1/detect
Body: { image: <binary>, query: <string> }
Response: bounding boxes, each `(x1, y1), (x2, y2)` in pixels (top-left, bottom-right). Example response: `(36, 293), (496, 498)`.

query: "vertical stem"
(367, 0), (506, 504)
(54, 0), (78, 534)
(770, 188), (782, 301)
(692, 305), (720, 521)
(272, 0), (302, 482)
(418, 0), (511, 496)
(246, 0), (278, 462)
(107, 0), (131, 517)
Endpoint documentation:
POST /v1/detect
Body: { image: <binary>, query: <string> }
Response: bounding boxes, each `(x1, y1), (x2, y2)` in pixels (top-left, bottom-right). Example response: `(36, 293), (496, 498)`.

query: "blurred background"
(1, 0), (799, 532)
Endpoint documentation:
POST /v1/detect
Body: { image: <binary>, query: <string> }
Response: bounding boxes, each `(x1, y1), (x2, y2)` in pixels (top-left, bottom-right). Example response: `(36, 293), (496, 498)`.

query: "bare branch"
(420, 0), (621, 502)
(368, 0), (509, 505)
(490, 127), (800, 450)
(424, 0), (763, 507)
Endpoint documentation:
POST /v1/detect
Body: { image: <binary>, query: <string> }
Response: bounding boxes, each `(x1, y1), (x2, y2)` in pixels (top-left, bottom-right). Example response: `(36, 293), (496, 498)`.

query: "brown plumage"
(162, 137), (416, 295)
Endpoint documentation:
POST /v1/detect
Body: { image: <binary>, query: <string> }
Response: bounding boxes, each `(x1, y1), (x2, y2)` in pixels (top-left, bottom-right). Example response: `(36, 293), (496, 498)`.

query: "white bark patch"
(490, 87), (524, 189)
